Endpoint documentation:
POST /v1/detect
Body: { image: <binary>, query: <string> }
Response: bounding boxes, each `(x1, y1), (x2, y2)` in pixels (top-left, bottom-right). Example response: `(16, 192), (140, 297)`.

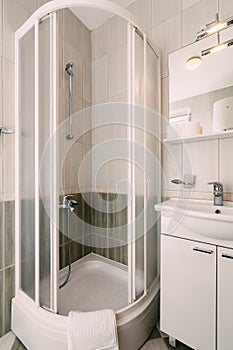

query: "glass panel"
(39, 17), (51, 309)
(134, 32), (145, 298)
(19, 27), (35, 299)
(146, 43), (160, 287)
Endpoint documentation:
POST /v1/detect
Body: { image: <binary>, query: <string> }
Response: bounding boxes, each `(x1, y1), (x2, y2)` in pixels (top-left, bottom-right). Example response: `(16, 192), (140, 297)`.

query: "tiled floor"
(6, 323), (193, 350)
(140, 323), (193, 350)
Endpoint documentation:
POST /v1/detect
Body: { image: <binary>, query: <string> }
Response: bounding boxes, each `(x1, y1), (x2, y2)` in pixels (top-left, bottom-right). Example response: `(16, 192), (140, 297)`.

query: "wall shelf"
(163, 130), (233, 144)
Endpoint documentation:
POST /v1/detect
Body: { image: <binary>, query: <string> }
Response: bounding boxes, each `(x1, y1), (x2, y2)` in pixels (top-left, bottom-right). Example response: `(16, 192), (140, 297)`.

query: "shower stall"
(12, 1), (161, 349)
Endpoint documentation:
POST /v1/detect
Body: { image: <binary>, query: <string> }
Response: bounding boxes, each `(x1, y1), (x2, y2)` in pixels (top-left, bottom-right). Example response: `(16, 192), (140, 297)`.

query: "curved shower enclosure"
(12, 1), (161, 349)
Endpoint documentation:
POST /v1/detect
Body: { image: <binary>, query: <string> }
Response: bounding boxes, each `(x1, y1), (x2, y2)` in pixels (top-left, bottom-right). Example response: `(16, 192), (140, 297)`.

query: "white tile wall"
(182, 140), (218, 192)
(219, 138), (233, 193)
(162, 143), (182, 192)
(152, 0), (181, 27)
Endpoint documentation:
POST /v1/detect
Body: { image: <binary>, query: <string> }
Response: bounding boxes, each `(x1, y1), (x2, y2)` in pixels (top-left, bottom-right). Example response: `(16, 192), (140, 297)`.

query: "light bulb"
(185, 56), (202, 70)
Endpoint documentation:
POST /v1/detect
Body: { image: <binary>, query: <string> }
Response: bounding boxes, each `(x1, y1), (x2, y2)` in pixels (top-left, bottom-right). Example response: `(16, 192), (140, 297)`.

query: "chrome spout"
(207, 181), (223, 206)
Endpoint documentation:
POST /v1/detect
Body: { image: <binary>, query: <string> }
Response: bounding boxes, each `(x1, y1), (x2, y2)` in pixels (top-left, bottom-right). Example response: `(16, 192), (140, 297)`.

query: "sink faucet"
(207, 182), (223, 206)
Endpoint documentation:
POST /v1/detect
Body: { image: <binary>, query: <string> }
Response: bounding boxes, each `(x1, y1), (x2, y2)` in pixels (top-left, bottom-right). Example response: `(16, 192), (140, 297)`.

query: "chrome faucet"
(207, 182), (223, 206)
(59, 195), (78, 212)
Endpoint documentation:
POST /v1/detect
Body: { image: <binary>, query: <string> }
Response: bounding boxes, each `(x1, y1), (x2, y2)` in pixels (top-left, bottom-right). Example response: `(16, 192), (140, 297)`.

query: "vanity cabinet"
(161, 234), (216, 350)
(217, 247), (233, 350)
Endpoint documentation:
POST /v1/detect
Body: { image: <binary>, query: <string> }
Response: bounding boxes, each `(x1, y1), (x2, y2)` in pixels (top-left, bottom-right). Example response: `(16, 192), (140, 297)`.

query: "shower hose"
(59, 208), (72, 289)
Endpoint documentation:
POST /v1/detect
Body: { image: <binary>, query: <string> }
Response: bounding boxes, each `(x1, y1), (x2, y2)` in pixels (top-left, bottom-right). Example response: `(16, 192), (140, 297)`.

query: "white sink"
(155, 198), (233, 241)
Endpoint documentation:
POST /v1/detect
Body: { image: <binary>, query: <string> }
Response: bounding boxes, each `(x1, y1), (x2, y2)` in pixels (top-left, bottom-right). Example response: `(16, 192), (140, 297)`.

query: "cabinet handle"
(222, 253), (233, 260)
(193, 247), (214, 255)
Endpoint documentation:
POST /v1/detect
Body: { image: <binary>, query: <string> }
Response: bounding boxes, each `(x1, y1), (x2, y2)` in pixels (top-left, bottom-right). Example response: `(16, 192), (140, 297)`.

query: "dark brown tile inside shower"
(59, 192), (128, 269)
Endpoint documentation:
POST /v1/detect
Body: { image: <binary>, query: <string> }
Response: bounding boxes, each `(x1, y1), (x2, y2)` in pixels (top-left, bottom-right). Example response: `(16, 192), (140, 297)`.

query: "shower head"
(65, 62), (73, 76)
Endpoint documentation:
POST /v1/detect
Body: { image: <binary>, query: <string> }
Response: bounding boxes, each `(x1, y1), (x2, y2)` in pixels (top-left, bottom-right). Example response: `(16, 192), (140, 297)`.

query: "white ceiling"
(71, 0), (134, 30)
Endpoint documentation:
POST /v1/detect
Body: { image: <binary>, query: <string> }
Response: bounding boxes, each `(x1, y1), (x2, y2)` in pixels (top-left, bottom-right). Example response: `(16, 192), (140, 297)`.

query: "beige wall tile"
(219, 138), (233, 193)
(3, 58), (14, 127)
(92, 55), (107, 104)
(83, 57), (92, 104)
(0, 0), (2, 57)
(82, 24), (91, 61)
(152, 0), (181, 27)
(107, 92), (127, 103)
(91, 22), (107, 61)
(80, 143), (92, 190)
(3, 0), (30, 62)
(152, 14), (181, 78)
(162, 77), (169, 119)
(128, 0), (152, 30)
(107, 15), (127, 53)
(3, 134), (15, 196)
(16, 0), (37, 13)
(181, 0), (218, 46)
(37, 0), (49, 7)
(0, 57), (2, 124)
(219, 0), (233, 20)
(62, 8), (82, 54)
(63, 142), (83, 191)
(107, 44), (127, 98)
(182, 0), (200, 10)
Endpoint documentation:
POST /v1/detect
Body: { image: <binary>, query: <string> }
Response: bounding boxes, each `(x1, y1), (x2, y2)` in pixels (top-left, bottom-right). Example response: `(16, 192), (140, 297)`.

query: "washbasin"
(155, 198), (233, 241)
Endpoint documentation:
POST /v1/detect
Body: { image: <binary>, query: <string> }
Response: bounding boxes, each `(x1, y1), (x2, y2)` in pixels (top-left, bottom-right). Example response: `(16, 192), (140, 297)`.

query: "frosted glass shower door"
(18, 27), (36, 301)
(129, 25), (161, 301)
(16, 13), (58, 312)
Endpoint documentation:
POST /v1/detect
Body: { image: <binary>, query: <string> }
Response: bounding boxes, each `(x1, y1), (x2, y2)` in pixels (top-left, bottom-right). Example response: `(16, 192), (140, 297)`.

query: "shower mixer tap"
(59, 195), (78, 211)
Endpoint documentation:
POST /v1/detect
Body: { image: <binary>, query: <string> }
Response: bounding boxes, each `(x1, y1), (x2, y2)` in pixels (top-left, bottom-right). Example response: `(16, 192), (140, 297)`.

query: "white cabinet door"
(218, 246), (233, 350)
(161, 235), (216, 350)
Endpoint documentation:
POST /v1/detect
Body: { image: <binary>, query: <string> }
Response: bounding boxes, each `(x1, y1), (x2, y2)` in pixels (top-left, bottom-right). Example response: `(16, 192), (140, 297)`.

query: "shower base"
(12, 253), (160, 350)
(59, 254), (129, 315)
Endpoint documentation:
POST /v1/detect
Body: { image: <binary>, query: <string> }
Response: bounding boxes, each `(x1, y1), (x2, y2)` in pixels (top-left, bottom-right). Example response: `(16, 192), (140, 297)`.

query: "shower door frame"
(15, 0), (161, 317)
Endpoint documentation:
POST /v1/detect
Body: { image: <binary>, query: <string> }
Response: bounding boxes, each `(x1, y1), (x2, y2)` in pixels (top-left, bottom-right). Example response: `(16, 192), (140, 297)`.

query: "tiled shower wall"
(59, 192), (128, 269)
(58, 8), (92, 194)
(1, 0), (233, 339)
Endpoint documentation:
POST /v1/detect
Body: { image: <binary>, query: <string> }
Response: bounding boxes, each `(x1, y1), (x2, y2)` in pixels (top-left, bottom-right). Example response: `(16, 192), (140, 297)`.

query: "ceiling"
(71, 0), (134, 30)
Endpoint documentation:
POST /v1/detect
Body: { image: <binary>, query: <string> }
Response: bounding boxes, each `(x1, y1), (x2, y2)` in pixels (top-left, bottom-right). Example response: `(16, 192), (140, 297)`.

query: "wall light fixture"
(197, 14), (233, 41)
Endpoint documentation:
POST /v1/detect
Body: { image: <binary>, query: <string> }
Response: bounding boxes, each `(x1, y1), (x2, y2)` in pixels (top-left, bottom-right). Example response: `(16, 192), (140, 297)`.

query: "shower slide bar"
(66, 62), (74, 140)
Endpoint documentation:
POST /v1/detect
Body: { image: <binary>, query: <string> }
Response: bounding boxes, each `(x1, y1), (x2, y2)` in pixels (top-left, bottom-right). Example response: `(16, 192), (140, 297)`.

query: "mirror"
(169, 25), (233, 135)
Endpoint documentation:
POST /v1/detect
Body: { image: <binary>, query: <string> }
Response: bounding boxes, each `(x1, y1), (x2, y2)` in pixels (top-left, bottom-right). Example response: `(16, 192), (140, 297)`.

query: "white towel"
(67, 309), (119, 350)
